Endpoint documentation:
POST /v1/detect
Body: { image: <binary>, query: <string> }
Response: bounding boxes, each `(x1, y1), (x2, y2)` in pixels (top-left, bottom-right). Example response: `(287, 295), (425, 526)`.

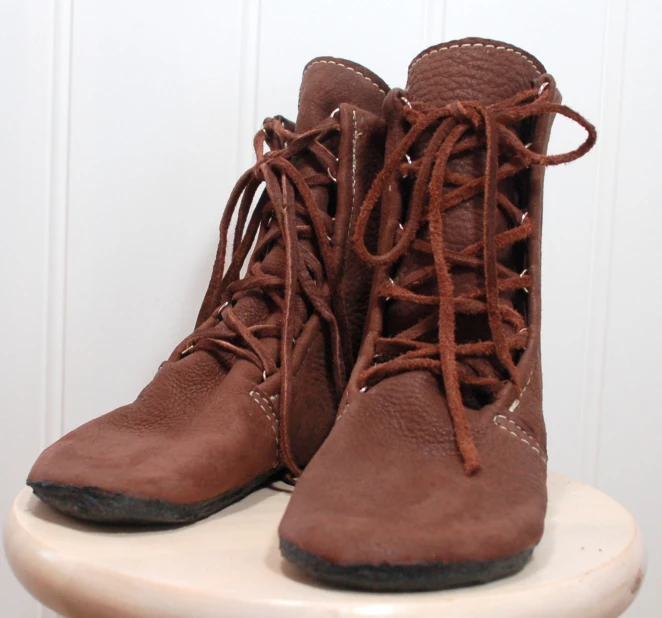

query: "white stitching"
(336, 401), (351, 422)
(410, 43), (542, 76)
(352, 109), (359, 201)
(249, 390), (280, 468)
(303, 60), (386, 94)
(508, 371), (534, 412)
(249, 390), (278, 439)
(335, 108), (363, 328)
(335, 98), (361, 426)
(493, 415), (546, 463)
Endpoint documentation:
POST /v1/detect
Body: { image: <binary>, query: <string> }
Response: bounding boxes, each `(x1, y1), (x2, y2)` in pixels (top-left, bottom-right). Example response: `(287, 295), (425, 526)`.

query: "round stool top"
(4, 473), (645, 618)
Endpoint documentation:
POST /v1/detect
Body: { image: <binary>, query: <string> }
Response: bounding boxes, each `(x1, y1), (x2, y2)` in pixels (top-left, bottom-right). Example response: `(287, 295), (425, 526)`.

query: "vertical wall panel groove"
(2, 0), (61, 612)
(42, 0), (73, 454)
(62, 1), (245, 432)
(422, 0), (445, 49)
(578, 0), (629, 485)
(593, 1), (662, 613)
(41, 4), (74, 615)
(235, 0), (262, 174)
(228, 0), (262, 274)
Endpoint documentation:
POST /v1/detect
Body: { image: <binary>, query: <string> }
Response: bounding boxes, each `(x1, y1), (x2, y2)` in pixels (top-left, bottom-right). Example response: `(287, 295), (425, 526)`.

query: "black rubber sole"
(280, 538), (534, 592)
(28, 469), (279, 525)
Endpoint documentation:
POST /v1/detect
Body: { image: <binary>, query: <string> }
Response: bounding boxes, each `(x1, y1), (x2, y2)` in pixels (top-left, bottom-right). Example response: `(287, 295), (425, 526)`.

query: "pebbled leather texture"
(280, 38), (571, 572)
(281, 370), (547, 565)
(28, 58), (388, 512)
(407, 38), (545, 107)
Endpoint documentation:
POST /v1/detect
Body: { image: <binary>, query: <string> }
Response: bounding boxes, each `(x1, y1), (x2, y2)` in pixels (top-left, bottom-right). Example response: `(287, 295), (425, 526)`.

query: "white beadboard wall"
(1, 0), (659, 616)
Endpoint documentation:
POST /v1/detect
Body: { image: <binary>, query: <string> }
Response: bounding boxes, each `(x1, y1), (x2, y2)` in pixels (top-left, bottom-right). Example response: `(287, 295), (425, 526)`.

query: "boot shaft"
(189, 58), (389, 471)
(350, 38), (596, 472)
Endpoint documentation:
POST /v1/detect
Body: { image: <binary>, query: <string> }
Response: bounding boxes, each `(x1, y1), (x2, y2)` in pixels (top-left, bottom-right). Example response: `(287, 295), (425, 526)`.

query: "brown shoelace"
(171, 115), (347, 476)
(354, 77), (597, 475)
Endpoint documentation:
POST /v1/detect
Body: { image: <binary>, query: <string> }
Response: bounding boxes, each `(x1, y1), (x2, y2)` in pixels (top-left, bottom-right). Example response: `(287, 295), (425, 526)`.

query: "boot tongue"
(407, 38), (544, 107)
(296, 56), (387, 132)
(403, 38), (544, 257)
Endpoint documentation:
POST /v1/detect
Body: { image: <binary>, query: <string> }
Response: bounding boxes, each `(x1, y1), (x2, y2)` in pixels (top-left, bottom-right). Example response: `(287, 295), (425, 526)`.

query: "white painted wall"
(1, 0), (659, 616)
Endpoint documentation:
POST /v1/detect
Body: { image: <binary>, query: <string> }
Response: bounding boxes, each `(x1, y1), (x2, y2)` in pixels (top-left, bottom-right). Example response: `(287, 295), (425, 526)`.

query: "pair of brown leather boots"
(27, 38), (596, 592)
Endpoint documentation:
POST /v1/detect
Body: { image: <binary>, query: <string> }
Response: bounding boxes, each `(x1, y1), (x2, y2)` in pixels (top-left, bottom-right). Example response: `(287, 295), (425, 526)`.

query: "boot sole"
(280, 538), (533, 591)
(28, 469), (279, 525)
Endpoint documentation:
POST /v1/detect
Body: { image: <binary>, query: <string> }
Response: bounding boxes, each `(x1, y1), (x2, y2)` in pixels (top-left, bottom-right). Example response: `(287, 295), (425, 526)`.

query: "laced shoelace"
(170, 115), (348, 477)
(354, 77), (597, 475)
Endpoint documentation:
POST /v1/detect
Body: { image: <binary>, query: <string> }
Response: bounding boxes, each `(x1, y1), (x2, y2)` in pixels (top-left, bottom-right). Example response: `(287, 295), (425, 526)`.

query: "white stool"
(4, 473), (645, 618)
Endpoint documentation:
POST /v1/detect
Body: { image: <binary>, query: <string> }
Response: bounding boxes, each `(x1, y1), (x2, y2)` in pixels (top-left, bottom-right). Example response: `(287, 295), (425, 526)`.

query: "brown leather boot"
(27, 57), (388, 524)
(279, 38), (596, 591)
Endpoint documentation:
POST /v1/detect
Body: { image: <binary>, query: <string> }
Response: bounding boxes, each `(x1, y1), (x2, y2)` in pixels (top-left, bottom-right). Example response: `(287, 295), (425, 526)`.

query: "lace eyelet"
(359, 385), (369, 393)
(181, 343), (195, 358)
(215, 301), (229, 320)
(330, 107), (340, 119)
(402, 153), (413, 178)
(327, 168), (337, 183)
(400, 96), (412, 109)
